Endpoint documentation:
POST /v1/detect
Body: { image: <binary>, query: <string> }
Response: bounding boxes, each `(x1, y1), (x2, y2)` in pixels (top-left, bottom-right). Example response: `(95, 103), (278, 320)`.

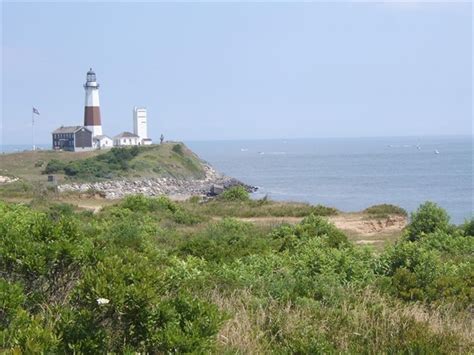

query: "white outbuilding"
(94, 135), (113, 149)
(113, 131), (141, 146)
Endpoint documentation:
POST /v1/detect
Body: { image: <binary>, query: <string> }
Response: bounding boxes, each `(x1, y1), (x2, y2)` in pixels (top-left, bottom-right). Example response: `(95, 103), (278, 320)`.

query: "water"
(2, 137), (472, 224)
(186, 136), (473, 224)
(1, 144), (50, 153)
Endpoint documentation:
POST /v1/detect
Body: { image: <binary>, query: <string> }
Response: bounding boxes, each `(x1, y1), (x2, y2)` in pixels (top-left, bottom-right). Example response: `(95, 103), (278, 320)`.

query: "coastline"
(57, 163), (256, 200)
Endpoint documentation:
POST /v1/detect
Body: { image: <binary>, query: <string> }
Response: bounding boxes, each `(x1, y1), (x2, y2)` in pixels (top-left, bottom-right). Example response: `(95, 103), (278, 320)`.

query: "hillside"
(0, 143), (221, 201)
(0, 143), (205, 184)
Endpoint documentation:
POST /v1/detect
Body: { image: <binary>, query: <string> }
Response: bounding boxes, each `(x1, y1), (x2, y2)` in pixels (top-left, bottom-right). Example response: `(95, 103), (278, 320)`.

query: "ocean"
(186, 136), (473, 224)
(2, 136), (472, 224)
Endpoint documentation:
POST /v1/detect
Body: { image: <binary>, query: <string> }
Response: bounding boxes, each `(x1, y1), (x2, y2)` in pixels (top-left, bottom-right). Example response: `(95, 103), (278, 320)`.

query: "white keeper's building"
(113, 131), (141, 146)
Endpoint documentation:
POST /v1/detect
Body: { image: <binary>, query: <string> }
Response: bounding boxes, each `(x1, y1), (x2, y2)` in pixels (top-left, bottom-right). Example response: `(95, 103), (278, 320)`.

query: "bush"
(0, 279), (25, 330)
(61, 253), (223, 353)
(43, 159), (66, 174)
(43, 147), (145, 180)
(219, 186), (250, 202)
(178, 218), (269, 263)
(272, 214), (349, 250)
(364, 204), (407, 217)
(461, 218), (474, 236)
(172, 143), (184, 155)
(146, 295), (224, 352)
(406, 202), (450, 241)
(119, 195), (202, 225)
(377, 219), (473, 306)
(310, 204), (339, 216)
(0, 202), (94, 290)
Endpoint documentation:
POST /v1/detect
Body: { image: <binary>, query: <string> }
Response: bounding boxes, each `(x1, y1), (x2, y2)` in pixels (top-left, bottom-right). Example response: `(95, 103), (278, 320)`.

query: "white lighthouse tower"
(83, 68), (102, 137)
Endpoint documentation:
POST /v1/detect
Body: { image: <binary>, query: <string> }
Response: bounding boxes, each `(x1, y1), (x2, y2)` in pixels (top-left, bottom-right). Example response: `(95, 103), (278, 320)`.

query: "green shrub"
(43, 147), (146, 180)
(119, 195), (202, 225)
(364, 204), (407, 217)
(416, 229), (474, 256)
(290, 238), (375, 296)
(0, 279), (25, 329)
(219, 186), (250, 202)
(377, 222), (473, 306)
(310, 204), (339, 216)
(43, 159), (66, 174)
(461, 218), (474, 236)
(61, 252), (223, 353)
(272, 214), (349, 250)
(172, 143), (184, 155)
(48, 203), (75, 220)
(178, 218), (268, 263)
(145, 294), (224, 352)
(0, 202), (94, 292)
(406, 202), (450, 241)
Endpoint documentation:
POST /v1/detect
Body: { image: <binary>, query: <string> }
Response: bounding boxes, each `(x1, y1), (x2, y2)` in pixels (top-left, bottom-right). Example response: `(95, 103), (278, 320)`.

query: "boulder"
(210, 184), (224, 196)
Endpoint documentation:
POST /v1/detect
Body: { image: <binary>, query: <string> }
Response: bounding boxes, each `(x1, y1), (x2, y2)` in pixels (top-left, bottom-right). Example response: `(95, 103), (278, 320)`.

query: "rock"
(0, 175), (19, 184)
(57, 163), (258, 200)
(210, 184), (224, 196)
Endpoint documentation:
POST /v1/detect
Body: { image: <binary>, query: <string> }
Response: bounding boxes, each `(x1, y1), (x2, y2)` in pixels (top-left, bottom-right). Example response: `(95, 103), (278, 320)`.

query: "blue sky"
(1, 1), (472, 144)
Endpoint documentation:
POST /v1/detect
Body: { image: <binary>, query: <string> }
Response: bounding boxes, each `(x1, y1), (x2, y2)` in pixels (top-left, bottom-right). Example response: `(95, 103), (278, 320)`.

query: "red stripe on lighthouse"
(84, 107), (101, 126)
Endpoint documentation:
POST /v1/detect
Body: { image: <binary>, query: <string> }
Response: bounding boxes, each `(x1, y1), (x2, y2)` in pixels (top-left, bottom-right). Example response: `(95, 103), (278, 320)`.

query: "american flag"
(32, 107), (40, 115)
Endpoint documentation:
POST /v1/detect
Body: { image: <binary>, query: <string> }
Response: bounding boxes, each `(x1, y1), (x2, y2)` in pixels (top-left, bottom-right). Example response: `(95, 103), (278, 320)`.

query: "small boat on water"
(240, 148), (248, 152)
(434, 150), (440, 154)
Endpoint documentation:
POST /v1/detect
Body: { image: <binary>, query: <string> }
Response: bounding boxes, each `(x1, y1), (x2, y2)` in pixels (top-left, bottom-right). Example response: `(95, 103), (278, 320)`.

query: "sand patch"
(235, 213), (407, 240)
(328, 214), (407, 237)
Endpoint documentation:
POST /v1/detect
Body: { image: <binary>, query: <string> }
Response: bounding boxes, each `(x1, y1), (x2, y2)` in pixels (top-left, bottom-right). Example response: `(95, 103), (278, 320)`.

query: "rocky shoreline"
(57, 164), (256, 200)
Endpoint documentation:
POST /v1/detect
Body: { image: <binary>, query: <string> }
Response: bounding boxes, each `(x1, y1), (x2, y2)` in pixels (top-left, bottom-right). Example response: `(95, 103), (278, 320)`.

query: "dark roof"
(114, 131), (139, 138)
(52, 126), (90, 134)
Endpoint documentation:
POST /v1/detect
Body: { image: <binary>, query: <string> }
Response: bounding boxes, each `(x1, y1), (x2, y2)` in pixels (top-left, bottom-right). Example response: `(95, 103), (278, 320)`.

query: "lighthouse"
(83, 68), (102, 137)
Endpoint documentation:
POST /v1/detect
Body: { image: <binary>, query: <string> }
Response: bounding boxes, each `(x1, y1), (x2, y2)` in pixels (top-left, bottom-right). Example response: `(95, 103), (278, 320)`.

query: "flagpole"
(32, 108), (35, 151)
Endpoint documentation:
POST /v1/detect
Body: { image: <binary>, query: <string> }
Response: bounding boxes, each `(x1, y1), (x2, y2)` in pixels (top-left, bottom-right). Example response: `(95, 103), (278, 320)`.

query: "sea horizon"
(2, 133), (472, 150)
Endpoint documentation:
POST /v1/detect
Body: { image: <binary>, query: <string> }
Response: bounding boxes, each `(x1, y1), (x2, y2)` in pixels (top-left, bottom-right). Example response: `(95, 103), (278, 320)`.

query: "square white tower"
(133, 107), (148, 140)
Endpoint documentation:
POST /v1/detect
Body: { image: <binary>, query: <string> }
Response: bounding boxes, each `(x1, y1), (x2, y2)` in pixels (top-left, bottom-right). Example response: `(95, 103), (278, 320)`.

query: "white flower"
(96, 297), (110, 305)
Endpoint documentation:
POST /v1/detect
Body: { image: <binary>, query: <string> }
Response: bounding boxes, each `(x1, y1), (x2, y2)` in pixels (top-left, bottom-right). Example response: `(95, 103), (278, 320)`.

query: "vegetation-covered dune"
(1, 190), (472, 353)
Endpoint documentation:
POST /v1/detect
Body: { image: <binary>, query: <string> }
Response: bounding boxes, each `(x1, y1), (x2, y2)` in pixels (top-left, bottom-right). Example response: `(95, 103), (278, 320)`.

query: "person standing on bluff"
(160, 134), (164, 144)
